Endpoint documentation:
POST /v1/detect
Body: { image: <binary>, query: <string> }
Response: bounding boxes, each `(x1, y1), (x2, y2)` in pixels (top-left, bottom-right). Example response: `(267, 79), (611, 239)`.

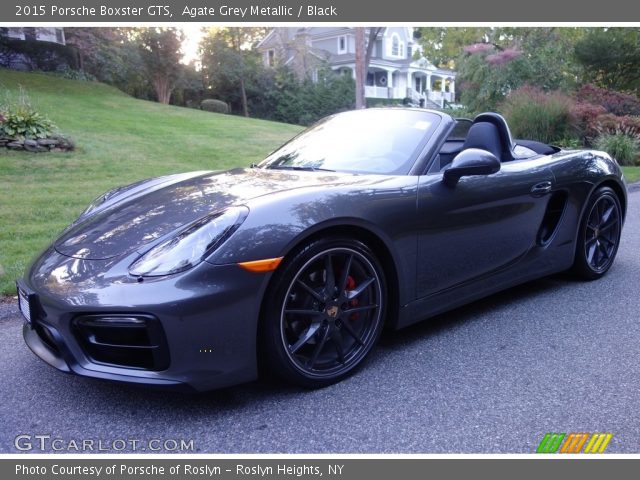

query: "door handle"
(530, 181), (552, 197)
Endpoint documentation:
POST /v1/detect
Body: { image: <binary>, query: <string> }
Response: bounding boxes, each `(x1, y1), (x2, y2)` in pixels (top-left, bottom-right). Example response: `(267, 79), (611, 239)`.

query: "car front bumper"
(19, 249), (270, 392)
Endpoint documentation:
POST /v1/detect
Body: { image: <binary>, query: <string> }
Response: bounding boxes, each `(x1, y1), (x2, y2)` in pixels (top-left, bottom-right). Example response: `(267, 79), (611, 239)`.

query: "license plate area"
(16, 282), (35, 324)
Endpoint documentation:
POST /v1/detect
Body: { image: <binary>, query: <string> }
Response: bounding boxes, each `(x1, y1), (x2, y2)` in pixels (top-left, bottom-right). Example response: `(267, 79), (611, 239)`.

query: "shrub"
(594, 113), (640, 138)
(576, 84), (640, 116)
(569, 102), (607, 143)
(594, 133), (639, 166)
(554, 137), (583, 149)
(273, 72), (355, 126)
(54, 66), (97, 82)
(0, 88), (55, 139)
(200, 99), (229, 114)
(500, 85), (573, 144)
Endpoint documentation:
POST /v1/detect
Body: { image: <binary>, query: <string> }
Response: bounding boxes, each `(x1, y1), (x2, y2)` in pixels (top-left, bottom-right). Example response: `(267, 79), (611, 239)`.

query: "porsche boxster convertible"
(17, 109), (627, 391)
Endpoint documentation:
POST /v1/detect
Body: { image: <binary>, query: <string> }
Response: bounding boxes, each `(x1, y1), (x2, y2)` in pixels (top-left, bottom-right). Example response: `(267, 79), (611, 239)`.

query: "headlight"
(129, 206), (249, 277)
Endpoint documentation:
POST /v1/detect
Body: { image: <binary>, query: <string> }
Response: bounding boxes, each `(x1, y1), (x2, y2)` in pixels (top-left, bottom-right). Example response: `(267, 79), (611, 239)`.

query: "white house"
(0, 27), (67, 71)
(257, 27), (456, 107)
(1, 27), (65, 45)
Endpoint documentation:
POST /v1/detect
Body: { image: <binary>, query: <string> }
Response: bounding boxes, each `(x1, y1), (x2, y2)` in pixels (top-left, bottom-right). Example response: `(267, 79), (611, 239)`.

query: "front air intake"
(72, 314), (169, 370)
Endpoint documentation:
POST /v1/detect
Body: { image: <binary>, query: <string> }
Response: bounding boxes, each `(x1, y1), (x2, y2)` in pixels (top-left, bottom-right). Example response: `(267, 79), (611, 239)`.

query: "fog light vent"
(72, 314), (169, 370)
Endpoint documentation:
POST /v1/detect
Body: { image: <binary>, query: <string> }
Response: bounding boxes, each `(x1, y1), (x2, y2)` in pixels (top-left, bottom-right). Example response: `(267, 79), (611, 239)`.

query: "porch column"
(386, 70), (393, 88)
(440, 77), (446, 92)
(426, 73), (432, 91)
(450, 79), (455, 100)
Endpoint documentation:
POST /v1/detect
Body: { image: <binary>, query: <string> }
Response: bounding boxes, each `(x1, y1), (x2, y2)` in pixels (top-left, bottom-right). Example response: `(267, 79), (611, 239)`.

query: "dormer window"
(390, 33), (404, 58)
(338, 35), (347, 54)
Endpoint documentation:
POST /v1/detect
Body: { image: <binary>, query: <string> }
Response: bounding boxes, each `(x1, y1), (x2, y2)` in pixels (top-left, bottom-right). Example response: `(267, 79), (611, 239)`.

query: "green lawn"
(622, 166), (640, 184)
(0, 69), (302, 295)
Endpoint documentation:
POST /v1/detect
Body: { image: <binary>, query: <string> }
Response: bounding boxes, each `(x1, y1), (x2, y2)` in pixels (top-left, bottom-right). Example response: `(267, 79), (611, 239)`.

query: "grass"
(0, 69), (303, 295)
(622, 166), (640, 184)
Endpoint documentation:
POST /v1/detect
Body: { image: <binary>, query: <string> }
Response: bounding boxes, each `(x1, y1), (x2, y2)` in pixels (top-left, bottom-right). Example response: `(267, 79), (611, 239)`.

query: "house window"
(338, 36), (347, 54)
(55, 28), (64, 44)
(35, 28), (57, 43)
(6, 28), (25, 40)
(267, 49), (275, 67)
(391, 36), (399, 56)
(390, 34), (404, 58)
(23, 28), (36, 41)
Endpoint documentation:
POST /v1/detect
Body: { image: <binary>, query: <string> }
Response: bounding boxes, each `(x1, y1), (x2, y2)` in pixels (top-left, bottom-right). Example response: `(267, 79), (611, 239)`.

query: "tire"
(571, 186), (622, 280)
(261, 237), (387, 388)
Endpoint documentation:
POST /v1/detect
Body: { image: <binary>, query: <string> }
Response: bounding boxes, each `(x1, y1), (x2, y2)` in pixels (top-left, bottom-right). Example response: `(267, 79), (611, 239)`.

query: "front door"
(415, 159), (554, 298)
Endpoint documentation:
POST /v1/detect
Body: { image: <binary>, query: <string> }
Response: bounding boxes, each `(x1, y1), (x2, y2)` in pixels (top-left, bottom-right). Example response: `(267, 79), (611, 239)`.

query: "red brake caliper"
(346, 276), (359, 321)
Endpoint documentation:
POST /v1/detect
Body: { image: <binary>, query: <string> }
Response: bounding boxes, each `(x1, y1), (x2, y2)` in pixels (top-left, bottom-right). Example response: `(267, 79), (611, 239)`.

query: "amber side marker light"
(237, 257), (283, 273)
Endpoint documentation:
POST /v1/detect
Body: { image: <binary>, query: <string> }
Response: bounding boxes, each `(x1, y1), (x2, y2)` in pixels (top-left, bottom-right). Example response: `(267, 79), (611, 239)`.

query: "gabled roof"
(257, 27), (391, 50)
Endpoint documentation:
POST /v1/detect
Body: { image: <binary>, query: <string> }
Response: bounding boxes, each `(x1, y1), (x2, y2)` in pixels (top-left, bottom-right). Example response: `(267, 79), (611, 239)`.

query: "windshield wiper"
(266, 165), (336, 172)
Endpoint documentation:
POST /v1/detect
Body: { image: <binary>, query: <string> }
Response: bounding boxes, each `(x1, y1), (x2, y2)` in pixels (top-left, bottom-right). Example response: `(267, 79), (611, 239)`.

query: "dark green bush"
(366, 97), (403, 108)
(201, 99), (229, 114)
(500, 85), (573, 144)
(273, 71), (355, 126)
(594, 133), (639, 166)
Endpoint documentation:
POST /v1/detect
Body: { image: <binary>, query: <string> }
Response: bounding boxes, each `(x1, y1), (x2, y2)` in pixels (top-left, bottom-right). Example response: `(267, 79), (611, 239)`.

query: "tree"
(355, 28), (366, 109)
(415, 27), (493, 67)
(135, 28), (184, 104)
(354, 27), (384, 109)
(200, 27), (269, 117)
(574, 28), (640, 94)
(454, 28), (582, 112)
(64, 28), (118, 71)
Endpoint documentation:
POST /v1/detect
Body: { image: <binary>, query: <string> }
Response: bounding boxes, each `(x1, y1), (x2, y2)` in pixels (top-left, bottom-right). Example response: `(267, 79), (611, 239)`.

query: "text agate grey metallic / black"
(17, 109), (627, 391)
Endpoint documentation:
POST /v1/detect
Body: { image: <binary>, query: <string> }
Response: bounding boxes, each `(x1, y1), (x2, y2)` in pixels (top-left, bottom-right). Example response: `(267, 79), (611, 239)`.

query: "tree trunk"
(355, 28), (366, 109)
(153, 76), (172, 104)
(365, 28), (382, 71)
(239, 76), (249, 117)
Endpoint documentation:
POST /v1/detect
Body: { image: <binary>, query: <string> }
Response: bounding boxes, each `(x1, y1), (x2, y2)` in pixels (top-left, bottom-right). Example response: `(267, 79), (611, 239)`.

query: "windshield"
(259, 109), (441, 175)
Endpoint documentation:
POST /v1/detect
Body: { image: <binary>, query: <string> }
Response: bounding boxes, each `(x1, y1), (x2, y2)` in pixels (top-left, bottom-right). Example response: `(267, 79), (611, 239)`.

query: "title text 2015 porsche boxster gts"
(17, 109), (627, 390)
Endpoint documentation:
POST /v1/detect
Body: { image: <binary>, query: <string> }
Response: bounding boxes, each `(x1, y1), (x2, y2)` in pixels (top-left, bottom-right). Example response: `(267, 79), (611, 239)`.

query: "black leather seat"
(461, 122), (504, 162)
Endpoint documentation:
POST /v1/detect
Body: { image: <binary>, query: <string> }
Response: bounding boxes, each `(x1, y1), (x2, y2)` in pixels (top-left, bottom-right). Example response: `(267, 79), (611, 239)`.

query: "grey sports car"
(17, 109), (627, 391)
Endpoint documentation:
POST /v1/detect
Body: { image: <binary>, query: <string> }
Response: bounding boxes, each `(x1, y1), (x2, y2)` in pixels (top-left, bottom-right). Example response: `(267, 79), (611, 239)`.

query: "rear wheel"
(261, 237), (386, 388)
(572, 186), (622, 280)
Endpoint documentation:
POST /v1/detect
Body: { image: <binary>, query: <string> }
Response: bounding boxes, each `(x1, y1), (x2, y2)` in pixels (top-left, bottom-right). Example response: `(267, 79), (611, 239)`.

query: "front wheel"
(572, 186), (622, 280)
(261, 237), (387, 388)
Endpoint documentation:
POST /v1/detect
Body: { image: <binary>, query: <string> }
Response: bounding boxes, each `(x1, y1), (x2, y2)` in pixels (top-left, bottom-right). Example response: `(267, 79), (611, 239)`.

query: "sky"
(181, 26), (205, 64)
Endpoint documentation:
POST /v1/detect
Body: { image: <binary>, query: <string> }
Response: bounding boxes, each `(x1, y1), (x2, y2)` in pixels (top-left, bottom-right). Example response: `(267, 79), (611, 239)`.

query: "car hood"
(54, 168), (363, 260)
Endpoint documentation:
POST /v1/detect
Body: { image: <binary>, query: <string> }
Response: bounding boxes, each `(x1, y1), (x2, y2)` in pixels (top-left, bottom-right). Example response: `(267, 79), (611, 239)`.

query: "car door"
(415, 158), (554, 298)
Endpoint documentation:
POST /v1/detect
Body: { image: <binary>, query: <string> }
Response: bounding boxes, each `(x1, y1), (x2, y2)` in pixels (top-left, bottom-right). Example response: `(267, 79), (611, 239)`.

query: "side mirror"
(443, 148), (501, 187)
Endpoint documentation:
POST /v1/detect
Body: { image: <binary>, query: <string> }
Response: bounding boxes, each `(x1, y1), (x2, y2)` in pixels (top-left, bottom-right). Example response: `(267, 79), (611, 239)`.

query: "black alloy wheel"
(262, 238), (386, 388)
(572, 186), (622, 280)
